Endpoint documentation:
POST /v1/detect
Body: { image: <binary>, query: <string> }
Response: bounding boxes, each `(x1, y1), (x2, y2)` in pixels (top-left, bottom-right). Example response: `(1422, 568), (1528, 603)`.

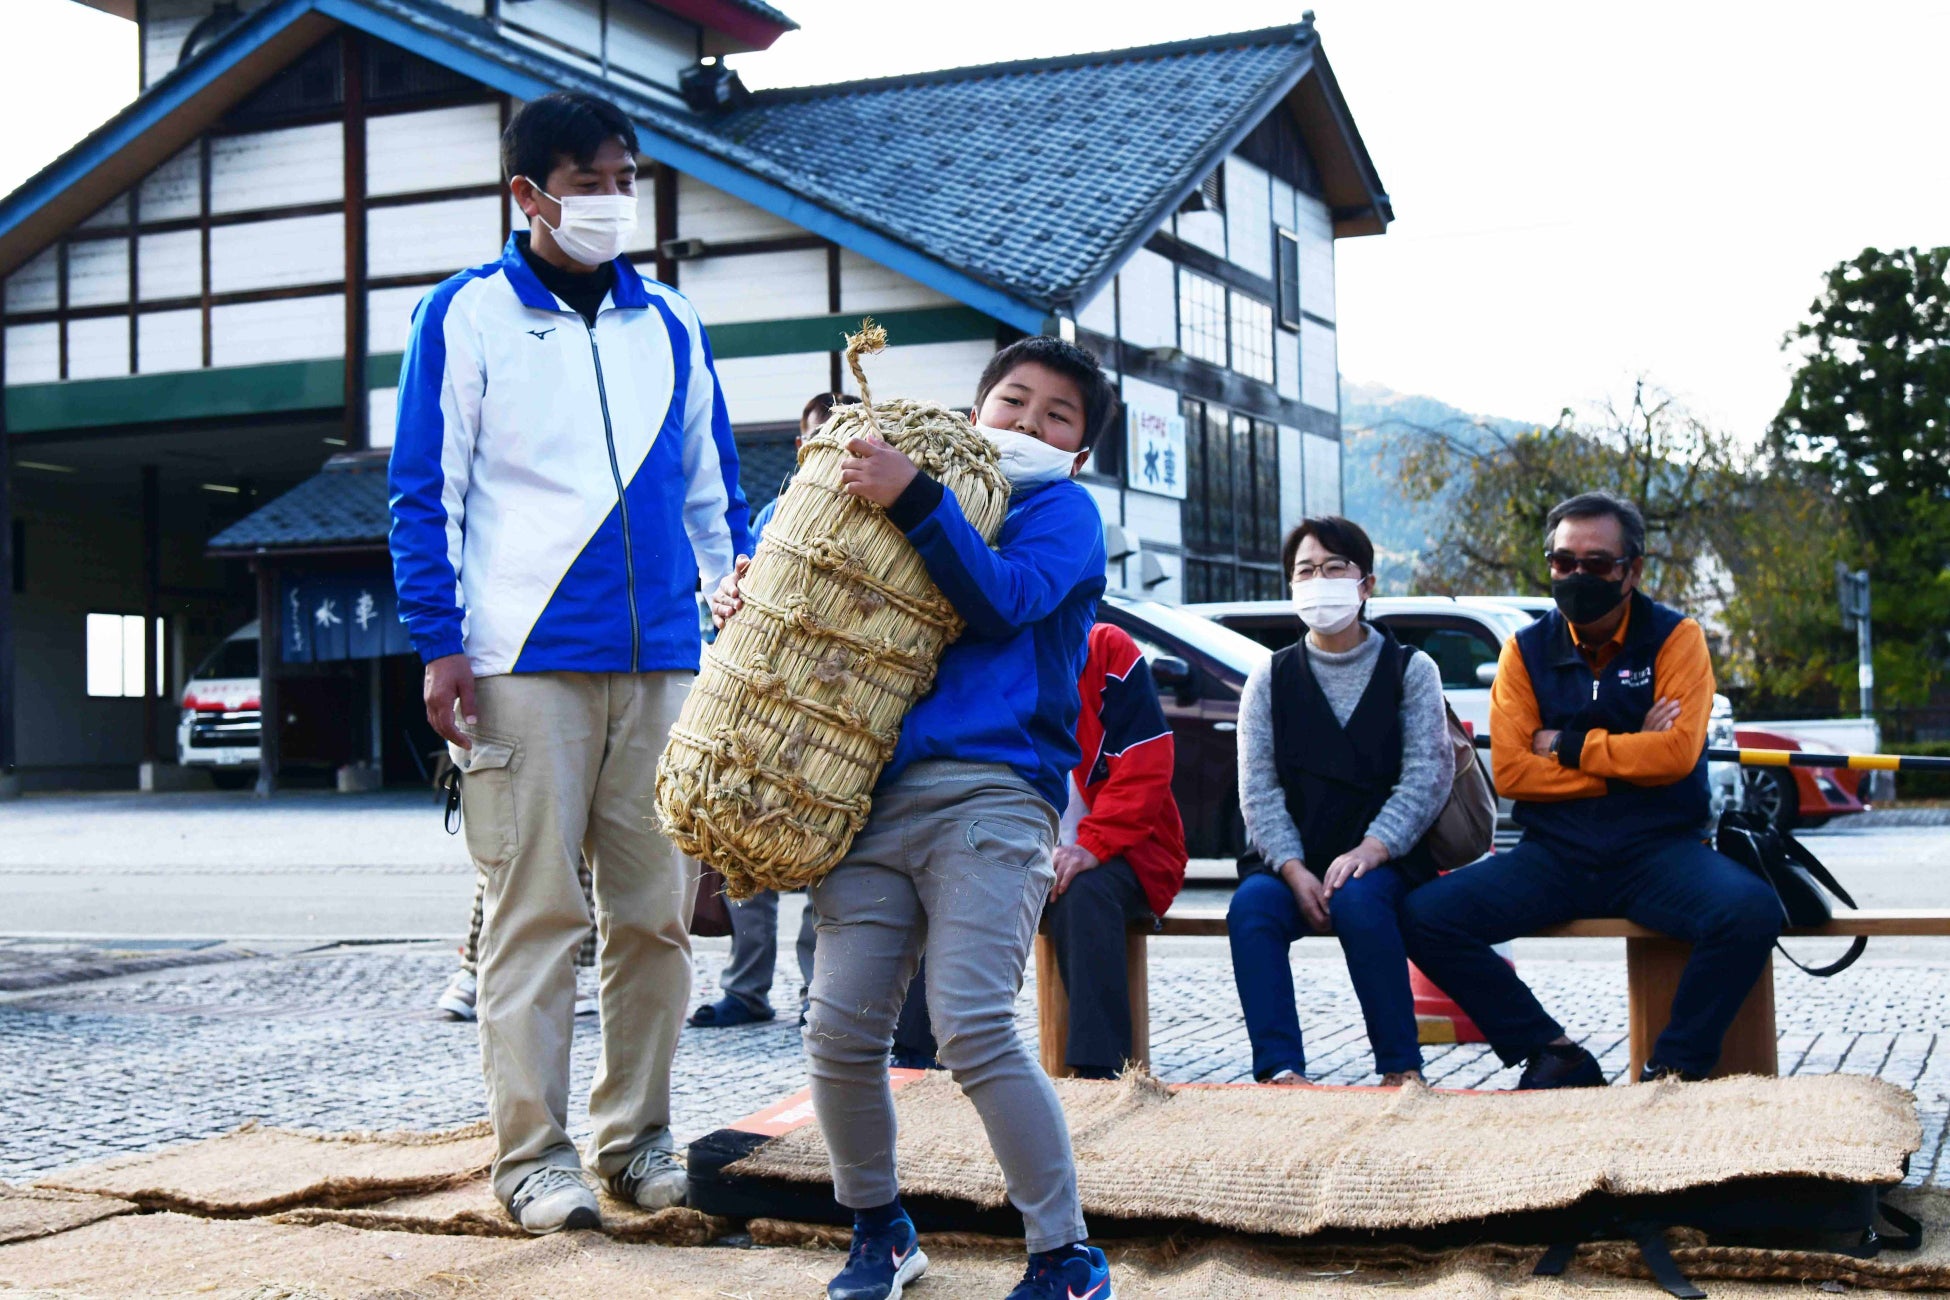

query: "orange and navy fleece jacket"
(1072, 623), (1188, 917)
(1490, 599), (1715, 802)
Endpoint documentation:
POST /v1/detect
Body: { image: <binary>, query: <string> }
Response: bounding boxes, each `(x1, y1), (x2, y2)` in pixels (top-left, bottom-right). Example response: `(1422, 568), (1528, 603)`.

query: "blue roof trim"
(0, 0), (315, 250)
(314, 0), (1046, 333)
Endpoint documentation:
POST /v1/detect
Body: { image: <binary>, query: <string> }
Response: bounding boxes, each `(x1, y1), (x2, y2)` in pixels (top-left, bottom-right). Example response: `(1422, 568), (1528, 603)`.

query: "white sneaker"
(574, 970), (599, 1018)
(436, 968), (477, 1021)
(509, 1166), (600, 1235)
(606, 1136), (687, 1210)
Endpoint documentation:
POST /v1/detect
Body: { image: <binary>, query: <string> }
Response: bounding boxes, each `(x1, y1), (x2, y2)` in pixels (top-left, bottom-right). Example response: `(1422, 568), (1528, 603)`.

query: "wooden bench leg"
(1034, 933), (1071, 1079)
(1035, 930), (1152, 1079)
(1626, 937), (1777, 1079)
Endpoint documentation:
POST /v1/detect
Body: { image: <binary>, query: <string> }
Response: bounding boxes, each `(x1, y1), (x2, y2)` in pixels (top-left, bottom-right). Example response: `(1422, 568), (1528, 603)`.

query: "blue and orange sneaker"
(1006, 1244), (1114, 1300)
(828, 1209), (928, 1300)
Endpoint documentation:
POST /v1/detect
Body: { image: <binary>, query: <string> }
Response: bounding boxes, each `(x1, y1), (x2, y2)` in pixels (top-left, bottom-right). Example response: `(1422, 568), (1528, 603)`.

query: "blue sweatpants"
(1227, 864), (1423, 1079)
(1400, 835), (1781, 1077)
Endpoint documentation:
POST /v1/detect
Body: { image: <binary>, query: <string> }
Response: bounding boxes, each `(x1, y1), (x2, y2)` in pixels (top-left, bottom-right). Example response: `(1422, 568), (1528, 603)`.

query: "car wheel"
(1741, 767), (1798, 833)
(209, 769), (253, 791)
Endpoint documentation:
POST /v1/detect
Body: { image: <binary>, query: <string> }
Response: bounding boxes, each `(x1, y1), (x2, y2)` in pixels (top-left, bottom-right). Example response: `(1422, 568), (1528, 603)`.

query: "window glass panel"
(1379, 620), (1503, 691)
(85, 613), (124, 698)
(1205, 406), (1234, 554)
(1176, 269), (1228, 366)
(1251, 419), (1281, 560)
(1276, 230), (1302, 330)
(1180, 396), (1208, 550)
(1228, 292), (1274, 383)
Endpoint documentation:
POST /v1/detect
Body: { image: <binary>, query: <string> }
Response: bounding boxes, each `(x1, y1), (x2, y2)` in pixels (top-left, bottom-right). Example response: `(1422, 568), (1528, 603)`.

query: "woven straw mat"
(727, 1071), (1919, 1238)
(656, 324), (1010, 899)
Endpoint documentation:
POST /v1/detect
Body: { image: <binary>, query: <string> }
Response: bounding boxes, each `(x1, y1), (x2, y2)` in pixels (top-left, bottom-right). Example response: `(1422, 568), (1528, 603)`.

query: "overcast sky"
(8, 0), (1946, 438)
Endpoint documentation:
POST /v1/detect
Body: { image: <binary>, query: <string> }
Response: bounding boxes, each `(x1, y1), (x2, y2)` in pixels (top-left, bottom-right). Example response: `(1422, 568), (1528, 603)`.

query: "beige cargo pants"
(450, 670), (696, 1206)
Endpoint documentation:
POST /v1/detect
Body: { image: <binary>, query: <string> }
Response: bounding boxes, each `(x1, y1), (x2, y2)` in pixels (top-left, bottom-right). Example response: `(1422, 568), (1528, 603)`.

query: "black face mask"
(1552, 573), (1628, 627)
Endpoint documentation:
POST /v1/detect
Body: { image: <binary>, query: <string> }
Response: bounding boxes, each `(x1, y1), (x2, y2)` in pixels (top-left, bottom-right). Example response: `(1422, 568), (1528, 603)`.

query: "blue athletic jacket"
(388, 235), (751, 676)
(880, 475), (1108, 811)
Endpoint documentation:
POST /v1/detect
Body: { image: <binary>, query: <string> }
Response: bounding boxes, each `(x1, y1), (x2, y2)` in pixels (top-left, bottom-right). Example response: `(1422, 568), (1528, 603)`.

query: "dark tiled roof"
(720, 26), (1320, 309)
(208, 454), (391, 551)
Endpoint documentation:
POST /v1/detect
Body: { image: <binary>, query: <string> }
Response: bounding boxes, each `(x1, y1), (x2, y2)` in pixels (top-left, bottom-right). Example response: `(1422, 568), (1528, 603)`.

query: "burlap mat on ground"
(0, 1184), (133, 1245)
(270, 1174), (727, 1245)
(729, 1072), (1919, 1237)
(0, 1211), (520, 1298)
(33, 1120), (494, 1215)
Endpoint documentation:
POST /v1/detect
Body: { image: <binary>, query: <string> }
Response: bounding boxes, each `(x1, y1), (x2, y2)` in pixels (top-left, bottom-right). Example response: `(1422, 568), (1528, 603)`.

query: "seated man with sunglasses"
(1401, 491), (1780, 1088)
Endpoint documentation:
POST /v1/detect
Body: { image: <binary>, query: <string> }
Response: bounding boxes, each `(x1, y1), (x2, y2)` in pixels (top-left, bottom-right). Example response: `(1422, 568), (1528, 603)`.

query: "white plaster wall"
(839, 250), (955, 313)
(79, 196), (131, 230)
(1295, 193), (1336, 323)
(837, 338), (993, 411)
(66, 239), (129, 308)
(368, 196), (503, 279)
(211, 294), (344, 366)
(1122, 488), (1183, 550)
(1116, 247), (1174, 350)
(681, 248), (828, 325)
(139, 147), (202, 222)
(1076, 285), (1115, 337)
(605, 1), (696, 91)
(6, 248), (59, 314)
(1300, 318), (1338, 415)
(209, 122), (343, 213)
(712, 350), (831, 427)
(367, 285), (431, 355)
(138, 230), (202, 301)
(209, 212), (344, 293)
(1224, 156), (1273, 280)
(4, 323), (59, 384)
(65, 317), (131, 380)
(366, 103), (502, 196)
(678, 173), (800, 242)
(138, 309), (203, 373)
(1275, 325), (1300, 402)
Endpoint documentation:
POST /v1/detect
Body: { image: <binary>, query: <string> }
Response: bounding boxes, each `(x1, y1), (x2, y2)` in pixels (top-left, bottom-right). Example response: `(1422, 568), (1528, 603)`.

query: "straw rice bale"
(657, 322), (1010, 898)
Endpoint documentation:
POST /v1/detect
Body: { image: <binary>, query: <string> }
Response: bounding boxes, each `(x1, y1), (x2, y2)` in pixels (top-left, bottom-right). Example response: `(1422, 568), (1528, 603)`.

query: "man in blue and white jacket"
(387, 92), (749, 1236)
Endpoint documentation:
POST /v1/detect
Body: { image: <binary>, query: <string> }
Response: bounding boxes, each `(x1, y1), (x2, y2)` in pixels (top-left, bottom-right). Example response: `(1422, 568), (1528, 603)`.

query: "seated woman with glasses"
(1227, 516), (1453, 1086)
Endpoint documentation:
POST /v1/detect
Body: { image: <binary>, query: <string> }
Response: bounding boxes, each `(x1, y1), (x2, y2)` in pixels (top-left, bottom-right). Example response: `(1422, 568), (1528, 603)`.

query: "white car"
(175, 622), (262, 789)
(1186, 596), (1744, 826)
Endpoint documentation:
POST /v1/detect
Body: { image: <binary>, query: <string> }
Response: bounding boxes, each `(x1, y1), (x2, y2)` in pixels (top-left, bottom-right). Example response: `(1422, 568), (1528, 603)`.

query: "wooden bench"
(1032, 909), (1950, 1081)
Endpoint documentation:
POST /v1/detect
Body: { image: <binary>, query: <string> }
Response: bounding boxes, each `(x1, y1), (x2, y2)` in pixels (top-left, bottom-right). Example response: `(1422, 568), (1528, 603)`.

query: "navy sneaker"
(1515, 1042), (1605, 1091)
(1006, 1244), (1114, 1300)
(828, 1210), (927, 1300)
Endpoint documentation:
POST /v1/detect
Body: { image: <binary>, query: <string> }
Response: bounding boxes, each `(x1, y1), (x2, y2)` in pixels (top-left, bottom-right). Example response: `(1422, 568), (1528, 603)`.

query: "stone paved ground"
(3, 937), (1945, 1189)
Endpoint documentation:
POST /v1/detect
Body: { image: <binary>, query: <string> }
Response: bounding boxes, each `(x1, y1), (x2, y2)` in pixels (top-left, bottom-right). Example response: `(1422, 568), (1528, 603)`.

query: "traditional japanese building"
(0, 0), (1390, 791)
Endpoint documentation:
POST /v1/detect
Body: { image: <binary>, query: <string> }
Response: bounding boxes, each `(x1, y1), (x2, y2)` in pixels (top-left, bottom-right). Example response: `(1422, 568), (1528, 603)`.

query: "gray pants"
(804, 762), (1086, 1252)
(720, 888), (817, 1014)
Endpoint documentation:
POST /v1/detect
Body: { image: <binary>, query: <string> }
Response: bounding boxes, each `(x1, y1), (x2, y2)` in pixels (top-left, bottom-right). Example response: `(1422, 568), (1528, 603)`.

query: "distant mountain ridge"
(1338, 380), (1546, 591)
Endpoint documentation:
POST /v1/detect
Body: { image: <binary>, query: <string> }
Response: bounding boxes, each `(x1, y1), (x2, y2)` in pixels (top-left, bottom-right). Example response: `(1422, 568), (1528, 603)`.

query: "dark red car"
(1733, 727), (1868, 832)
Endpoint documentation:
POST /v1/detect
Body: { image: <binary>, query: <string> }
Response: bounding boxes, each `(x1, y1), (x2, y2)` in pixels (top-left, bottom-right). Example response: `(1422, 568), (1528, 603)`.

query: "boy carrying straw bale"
(711, 336), (1118, 1300)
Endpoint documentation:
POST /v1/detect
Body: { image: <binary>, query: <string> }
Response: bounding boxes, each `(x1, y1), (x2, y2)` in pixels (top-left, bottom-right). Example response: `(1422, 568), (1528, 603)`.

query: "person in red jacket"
(1044, 622), (1189, 1078)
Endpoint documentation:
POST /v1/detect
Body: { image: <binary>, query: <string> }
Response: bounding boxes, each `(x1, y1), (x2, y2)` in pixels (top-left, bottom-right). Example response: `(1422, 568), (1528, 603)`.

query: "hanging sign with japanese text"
(1125, 395), (1187, 500)
(279, 571), (413, 664)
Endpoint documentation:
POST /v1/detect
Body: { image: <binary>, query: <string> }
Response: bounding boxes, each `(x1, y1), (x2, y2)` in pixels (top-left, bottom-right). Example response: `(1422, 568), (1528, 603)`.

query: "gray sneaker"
(606, 1137), (687, 1210)
(509, 1166), (600, 1235)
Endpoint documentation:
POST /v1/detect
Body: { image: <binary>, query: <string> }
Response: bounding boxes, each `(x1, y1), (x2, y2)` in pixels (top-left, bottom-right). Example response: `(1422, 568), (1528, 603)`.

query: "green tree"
(1770, 246), (1950, 706)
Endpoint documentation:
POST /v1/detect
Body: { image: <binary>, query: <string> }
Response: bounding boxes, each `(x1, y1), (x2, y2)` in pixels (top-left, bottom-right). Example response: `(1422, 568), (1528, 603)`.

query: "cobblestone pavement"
(3, 938), (1945, 1189)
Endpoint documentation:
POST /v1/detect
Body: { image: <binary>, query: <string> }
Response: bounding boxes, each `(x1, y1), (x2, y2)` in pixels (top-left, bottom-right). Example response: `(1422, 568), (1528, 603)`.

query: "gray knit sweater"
(1237, 626), (1452, 869)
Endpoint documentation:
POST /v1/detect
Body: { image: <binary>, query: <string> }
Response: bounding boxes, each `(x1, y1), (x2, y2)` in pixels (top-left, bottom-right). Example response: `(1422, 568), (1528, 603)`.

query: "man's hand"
(1642, 697), (1682, 733)
(839, 434), (920, 508)
(424, 653), (477, 749)
(1532, 729), (1561, 757)
(1278, 858), (1331, 934)
(1051, 844), (1101, 898)
(709, 554), (751, 630)
(1321, 836), (1390, 900)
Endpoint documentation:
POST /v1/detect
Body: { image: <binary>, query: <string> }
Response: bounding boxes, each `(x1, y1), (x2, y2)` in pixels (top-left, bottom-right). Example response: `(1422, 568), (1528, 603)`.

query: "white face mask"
(976, 423), (1081, 489)
(522, 180), (637, 266)
(1292, 576), (1364, 636)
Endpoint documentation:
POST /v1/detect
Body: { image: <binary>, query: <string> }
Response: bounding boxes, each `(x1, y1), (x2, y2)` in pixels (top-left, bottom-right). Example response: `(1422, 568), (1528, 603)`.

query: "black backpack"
(1715, 808), (1865, 977)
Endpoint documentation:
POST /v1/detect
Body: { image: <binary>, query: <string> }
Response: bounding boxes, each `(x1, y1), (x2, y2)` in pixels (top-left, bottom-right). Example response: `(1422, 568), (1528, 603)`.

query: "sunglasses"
(1545, 550), (1635, 579)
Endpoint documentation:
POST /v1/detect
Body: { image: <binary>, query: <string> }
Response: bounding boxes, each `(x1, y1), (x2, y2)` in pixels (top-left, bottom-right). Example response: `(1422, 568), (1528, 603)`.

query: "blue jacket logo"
(526, 327), (555, 341)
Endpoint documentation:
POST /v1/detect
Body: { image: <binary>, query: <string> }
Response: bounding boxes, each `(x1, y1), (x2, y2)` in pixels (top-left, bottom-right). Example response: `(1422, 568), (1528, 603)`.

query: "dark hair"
(501, 92), (640, 186)
(1543, 491), (1645, 557)
(1281, 515), (1375, 579)
(973, 336), (1120, 451)
(801, 391), (860, 429)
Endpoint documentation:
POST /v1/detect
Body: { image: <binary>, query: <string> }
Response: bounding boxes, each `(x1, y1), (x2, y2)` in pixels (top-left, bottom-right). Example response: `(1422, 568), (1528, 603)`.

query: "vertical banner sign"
(1125, 396), (1187, 500)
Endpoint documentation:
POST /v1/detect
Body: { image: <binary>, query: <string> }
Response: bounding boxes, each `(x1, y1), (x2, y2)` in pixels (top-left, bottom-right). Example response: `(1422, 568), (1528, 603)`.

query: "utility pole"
(1836, 562), (1873, 718)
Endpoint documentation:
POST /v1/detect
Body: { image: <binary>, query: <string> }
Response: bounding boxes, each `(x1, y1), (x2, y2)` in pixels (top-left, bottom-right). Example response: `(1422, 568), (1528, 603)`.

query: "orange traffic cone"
(1411, 944), (1514, 1045)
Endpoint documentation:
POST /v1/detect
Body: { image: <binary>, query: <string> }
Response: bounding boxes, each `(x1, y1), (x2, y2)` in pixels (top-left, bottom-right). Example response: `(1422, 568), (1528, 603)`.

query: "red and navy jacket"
(1072, 623), (1188, 917)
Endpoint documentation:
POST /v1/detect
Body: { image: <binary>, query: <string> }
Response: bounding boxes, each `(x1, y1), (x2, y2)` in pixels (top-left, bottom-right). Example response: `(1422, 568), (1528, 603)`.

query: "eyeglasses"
(1545, 550), (1634, 579)
(1292, 559), (1361, 582)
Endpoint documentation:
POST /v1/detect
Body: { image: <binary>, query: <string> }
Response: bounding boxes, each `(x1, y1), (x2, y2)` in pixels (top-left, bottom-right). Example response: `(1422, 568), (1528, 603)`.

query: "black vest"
(1268, 626), (1438, 886)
